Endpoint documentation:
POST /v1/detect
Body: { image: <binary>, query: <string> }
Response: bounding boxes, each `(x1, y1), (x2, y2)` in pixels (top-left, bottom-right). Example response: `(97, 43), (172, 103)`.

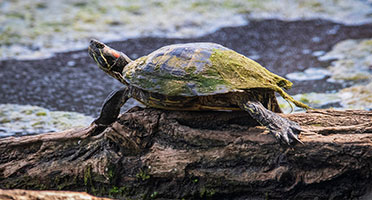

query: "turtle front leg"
(240, 101), (303, 145)
(94, 87), (131, 126)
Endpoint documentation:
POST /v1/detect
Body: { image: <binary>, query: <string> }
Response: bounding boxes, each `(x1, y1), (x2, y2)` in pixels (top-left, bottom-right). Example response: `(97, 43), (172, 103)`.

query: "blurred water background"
(1, 0), (372, 136)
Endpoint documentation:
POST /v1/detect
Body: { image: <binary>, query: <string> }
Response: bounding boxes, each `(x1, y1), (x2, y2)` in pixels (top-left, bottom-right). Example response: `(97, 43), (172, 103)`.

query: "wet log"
(1, 107), (372, 199)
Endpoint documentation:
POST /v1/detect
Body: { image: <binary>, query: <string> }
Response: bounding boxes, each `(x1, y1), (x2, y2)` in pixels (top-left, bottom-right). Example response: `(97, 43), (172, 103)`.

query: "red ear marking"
(112, 51), (120, 58)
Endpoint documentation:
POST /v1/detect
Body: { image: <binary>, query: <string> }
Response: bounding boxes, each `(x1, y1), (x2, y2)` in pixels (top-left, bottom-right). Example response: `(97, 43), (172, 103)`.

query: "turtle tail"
(274, 86), (311, 110)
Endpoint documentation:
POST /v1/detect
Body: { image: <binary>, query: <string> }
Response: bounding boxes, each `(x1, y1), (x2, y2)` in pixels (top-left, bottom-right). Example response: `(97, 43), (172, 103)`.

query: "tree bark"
(1, 108), (372, 199)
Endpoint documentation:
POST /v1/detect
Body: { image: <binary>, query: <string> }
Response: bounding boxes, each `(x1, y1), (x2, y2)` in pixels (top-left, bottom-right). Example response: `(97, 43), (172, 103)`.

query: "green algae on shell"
(123, 43), (309, 109)
(209, 49), (309, 109)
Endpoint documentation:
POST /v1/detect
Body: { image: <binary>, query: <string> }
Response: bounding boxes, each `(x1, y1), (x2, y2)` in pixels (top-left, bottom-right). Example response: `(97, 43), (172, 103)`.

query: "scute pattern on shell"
(123, 43), (235, 96)
(122, 42), (309, 110)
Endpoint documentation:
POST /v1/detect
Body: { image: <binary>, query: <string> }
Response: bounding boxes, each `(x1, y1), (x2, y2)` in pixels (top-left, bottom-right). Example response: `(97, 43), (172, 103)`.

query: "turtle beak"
(88, 39), (105, 58)
(88, 39), (110, 70)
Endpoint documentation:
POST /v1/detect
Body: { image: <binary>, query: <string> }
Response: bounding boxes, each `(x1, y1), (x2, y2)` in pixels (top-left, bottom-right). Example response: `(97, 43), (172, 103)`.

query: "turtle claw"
(291, 129), (304, 145)
(289, 122), (304, 144)
(269, 121), (303, 145)
(272, 130), (289, 145)
(241, 101), (304, 146)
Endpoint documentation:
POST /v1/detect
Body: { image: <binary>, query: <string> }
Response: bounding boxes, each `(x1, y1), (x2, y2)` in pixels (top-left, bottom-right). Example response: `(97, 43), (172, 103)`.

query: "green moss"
(84, 165), (93, 187)
(136, 168), (150, 181)
(200, 187), (216, 198)
(191, 2), (210, 8)
(210, 49), (292, 90)
(91, 186), (98, 195)
(98, 6), (108, 14)
(117, 5), (141, 14)
(53, 174), (79, 191)
(361, 39), (372, 46)
(299, 96), (310, 104)
(108, 186), (128, 197)
(185, 65), (197, 74)
(22, 110), (33, 115)
(31, 121), (45, 127)
(107, 168), (114, 181)
(0, 119), (11, 123)
(73, 2), (88, 7)
(7, 12), (25, 19)
(300, 1), (325, 12)
(126, 5), (141, 14)
(340, 74), (370, 81)
(127, 63), (227, 96)
(36, 111), (47, 116)
(210, 49), (310, 109)
(150, 191), (158, 198)
(39, 184), (47, 190)
(222, 0), (243, 9)
(36, 2), (47, 9)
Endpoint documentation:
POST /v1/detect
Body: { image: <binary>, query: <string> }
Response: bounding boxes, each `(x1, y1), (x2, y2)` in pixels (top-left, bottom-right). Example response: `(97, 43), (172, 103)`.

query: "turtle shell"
(122, 43), (307, 108)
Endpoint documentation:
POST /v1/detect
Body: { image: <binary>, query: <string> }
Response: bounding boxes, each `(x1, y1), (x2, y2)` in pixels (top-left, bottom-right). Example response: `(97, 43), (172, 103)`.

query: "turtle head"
(88, 39), (132, 74)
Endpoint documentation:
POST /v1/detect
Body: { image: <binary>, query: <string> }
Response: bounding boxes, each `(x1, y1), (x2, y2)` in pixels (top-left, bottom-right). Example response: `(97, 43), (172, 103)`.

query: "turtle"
(88, 39), (310, 145)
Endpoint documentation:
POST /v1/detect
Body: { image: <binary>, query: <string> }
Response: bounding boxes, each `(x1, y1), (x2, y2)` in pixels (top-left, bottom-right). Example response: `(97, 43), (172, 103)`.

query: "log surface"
(0, 189), (111, 200)
(1, 108), (372, 199)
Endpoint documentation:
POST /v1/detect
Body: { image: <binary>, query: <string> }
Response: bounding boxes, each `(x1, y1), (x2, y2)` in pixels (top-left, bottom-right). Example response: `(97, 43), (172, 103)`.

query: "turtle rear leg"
(94, 87), (131, 126)
(240, 101), (303, 145)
